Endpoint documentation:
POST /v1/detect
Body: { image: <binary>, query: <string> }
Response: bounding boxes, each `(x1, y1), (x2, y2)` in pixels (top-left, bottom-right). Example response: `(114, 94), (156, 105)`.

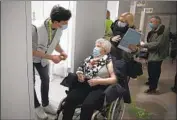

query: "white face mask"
(61, 24), (68, 30)
(117, 21), (127, 27)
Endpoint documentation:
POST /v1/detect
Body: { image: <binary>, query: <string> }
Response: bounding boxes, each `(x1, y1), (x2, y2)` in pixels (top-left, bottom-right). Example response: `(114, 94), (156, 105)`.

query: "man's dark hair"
(151, 15), (161, 24)
(50, 4), (72, 22)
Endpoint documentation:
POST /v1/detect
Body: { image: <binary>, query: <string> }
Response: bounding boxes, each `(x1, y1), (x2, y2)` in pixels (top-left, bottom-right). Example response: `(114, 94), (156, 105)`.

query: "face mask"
(61, 24), (68, 30)
(93, 47), (101, 57)
(149, 23), (157, 29)
(117, 21), (127, 27)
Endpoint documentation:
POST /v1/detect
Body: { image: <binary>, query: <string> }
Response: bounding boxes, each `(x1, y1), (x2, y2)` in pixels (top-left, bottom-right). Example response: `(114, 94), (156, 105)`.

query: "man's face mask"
(93, 47), (102, 57)
(60, 20), (69, 30)
(149, 23), (158, 29)
(61, 24), (68, 30)
(149, 18), (159, 29)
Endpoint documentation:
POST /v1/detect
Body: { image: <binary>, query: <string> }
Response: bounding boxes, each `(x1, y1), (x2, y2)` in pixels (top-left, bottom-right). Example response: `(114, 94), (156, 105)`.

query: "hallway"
(123, 59), (176, 120)
(34, 59), (176, 120)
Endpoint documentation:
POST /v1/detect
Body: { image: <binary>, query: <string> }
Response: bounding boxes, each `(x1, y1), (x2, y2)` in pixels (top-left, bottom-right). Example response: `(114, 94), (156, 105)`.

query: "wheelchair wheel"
(54, 97), (66, 120)
(107, 97), (125, 120)
(111, 97), (125, 120)
(73, 108), (81, 120)
(91, 110), (100, 120)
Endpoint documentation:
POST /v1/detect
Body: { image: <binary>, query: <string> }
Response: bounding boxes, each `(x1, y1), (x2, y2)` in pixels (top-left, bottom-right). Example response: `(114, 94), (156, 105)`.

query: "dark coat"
(61, 73), (126, 104)
(144, 24), (170, 61)
(109, 20), (137, 104)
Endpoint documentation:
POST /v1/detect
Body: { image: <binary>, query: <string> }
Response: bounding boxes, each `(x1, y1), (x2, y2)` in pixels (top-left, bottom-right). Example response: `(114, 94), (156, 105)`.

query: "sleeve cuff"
(143, 43), (148, 48)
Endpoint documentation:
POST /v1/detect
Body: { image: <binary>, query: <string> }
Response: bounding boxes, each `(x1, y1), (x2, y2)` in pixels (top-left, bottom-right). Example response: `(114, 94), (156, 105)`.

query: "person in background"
(171, 63), (177, 94)
(105, 10), (113, 36)
(104, 12), (139, 104)
(140, 16), (170, 94)
(32, 5), (71, 119)
(171, 51), (177, 94)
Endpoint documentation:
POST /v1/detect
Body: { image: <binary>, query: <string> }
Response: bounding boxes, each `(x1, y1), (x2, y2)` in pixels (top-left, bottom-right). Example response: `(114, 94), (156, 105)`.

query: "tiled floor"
(34, 59), (176, 120)
(122, 59), (176, 120)
(35, 75), (68, 120)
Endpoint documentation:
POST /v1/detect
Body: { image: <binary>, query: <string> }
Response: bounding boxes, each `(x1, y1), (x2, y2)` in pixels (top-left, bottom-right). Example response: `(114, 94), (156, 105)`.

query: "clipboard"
(118, 28), (142, 53)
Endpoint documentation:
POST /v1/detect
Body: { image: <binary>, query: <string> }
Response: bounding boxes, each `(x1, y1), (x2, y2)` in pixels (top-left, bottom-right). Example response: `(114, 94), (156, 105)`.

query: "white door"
(31, 1), (44, 25)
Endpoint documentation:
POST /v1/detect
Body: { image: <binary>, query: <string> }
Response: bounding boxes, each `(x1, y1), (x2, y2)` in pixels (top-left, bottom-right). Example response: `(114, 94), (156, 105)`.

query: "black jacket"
(61, 73), (126, 104)
(109, 20), (137, 104)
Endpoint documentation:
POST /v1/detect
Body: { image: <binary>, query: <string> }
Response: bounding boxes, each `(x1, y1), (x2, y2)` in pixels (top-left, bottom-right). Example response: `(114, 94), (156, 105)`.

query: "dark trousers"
(148, 61), (163, 90)
(62, 82), (105, 120)
(33, 63), (49, 108)
(111, 56), (131, 103)
(173, 73), (177, 89)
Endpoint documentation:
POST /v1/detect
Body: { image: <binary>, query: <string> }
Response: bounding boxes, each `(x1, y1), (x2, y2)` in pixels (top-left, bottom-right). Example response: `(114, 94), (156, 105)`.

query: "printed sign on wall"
(144, 8), (153, 13)
(136, 0), (146, 7)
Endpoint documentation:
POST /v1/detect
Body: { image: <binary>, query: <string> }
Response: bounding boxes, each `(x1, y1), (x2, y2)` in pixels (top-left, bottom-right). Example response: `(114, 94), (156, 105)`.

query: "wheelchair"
(54, 83), (126, 120)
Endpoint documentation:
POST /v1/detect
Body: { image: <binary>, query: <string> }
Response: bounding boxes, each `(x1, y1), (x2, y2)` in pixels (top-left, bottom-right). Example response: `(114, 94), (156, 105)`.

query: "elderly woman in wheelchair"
(57, 38), (125, 120)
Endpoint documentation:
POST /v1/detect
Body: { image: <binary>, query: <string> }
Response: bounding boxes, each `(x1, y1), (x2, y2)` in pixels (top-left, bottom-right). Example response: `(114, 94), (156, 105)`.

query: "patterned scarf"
(80, 55), (111, 79)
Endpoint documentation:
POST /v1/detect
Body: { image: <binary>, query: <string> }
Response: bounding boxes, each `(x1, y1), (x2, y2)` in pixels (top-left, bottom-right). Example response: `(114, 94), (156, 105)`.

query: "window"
(31, 1), (76, 77)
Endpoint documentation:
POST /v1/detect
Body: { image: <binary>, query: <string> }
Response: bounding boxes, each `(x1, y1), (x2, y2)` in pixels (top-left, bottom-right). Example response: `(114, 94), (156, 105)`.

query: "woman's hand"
(88, 78), (100, 86)
(128, 44), (138, 52)
(90, 59), (99, 65)
(111, 35), (121, 42)
(77, 73), (85, 82)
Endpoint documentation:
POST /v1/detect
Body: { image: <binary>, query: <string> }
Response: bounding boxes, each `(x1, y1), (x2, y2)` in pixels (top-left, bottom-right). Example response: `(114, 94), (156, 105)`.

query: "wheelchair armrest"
(65, 90), (69, 95)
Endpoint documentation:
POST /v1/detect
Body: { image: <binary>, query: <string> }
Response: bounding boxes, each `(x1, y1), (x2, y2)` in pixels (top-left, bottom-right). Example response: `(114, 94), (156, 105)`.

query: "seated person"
(62, 38), (117, 120)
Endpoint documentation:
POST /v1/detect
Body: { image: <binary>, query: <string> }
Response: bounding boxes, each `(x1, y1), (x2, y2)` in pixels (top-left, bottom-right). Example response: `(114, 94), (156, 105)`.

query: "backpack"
(127, 59), (143, 78)
(169, 32), (177, 60)
(32, 24), (37, 32)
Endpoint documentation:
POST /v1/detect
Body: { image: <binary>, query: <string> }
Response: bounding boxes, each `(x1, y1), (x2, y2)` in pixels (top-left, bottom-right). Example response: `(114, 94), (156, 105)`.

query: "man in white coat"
(32, 5), (71, 119)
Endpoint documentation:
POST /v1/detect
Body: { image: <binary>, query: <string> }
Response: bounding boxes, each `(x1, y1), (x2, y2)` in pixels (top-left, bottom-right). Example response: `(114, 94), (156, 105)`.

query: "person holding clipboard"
(104, 12), (141, 104)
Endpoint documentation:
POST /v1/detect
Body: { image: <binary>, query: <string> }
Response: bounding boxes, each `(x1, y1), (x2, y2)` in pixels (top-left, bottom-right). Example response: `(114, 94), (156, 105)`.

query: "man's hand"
(111, 35), (121, 42)
(140, 41), (145, 47)
(60, 52), (68, 60)
(88, 78), (100, 87)
(77, 73), (85, 82)
(51, 55), (61, 64)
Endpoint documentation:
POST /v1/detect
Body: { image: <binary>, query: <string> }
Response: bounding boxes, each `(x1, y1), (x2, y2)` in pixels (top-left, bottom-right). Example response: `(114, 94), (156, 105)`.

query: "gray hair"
(151, 15), (161, 24)
(95, 38), (112, 54)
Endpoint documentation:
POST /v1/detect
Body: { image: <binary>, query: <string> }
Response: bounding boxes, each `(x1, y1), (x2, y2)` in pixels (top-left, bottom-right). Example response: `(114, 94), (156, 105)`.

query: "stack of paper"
(118, 28), (142, 53)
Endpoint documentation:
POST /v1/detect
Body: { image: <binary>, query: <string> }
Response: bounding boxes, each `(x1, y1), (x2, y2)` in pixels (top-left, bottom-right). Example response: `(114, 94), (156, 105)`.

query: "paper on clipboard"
(118, 28), (142, 53)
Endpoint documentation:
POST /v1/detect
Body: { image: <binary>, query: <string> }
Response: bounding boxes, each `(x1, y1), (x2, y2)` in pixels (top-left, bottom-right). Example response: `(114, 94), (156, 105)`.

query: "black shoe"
(171, 87), (177, 94)
(145, 81), (149, 85)
(144, 89), (159, 94)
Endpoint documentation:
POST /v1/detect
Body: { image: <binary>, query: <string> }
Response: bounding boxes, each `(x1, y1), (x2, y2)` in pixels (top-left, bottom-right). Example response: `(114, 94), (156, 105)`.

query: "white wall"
(107, 1), (119, 22)
(1, 1), (34, 119)
(118, 0), (131, 17)
(73, 1), (107, 71)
